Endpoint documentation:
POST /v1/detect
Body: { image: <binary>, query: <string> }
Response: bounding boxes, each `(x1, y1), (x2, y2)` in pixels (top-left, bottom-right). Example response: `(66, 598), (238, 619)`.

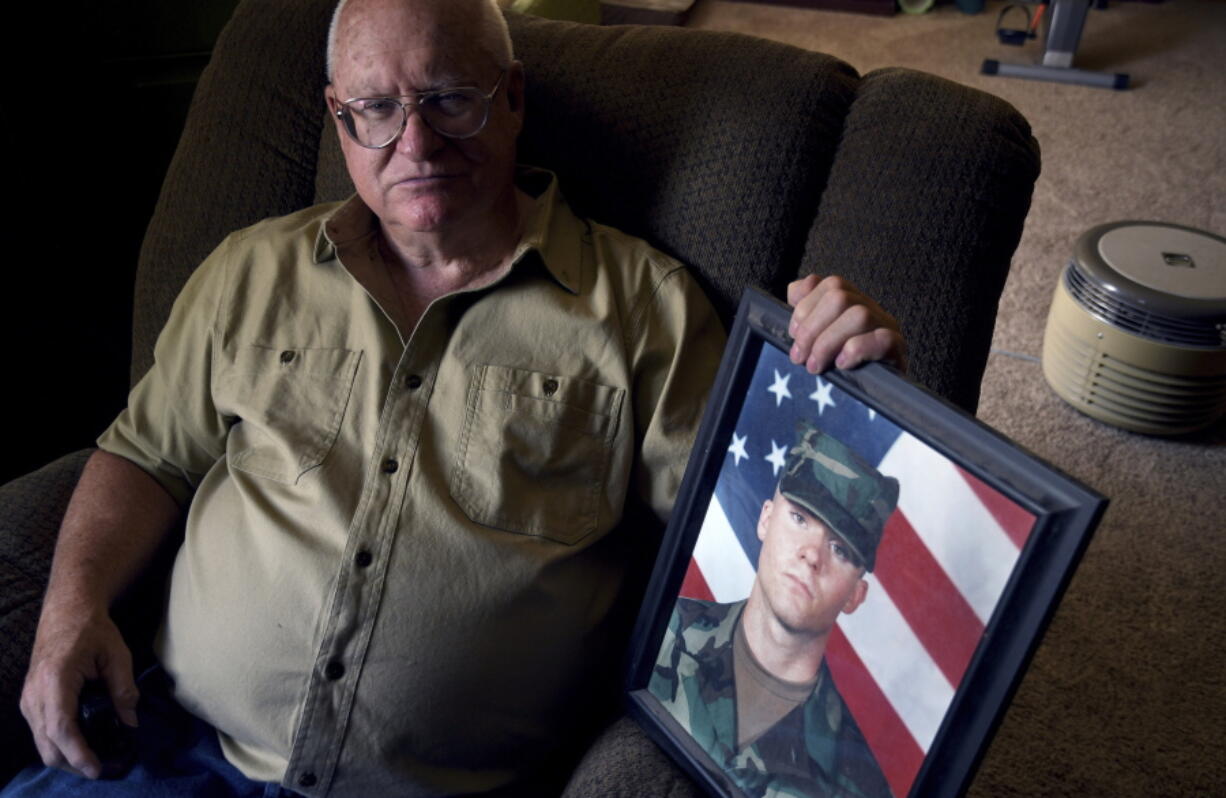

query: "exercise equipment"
(983, 0), (1129, 90)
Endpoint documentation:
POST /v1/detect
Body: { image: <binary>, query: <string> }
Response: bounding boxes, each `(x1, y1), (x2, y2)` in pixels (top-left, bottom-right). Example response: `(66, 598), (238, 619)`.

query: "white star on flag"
(765, 439), (788, 476)
(809, 376), (836, 415)
(728, 433), (749, 466)
(767, 369), (792, 406)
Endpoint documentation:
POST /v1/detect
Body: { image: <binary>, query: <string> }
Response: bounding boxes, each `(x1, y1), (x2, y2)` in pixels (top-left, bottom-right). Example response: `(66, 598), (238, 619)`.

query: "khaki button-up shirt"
(98, 170), (726, 796)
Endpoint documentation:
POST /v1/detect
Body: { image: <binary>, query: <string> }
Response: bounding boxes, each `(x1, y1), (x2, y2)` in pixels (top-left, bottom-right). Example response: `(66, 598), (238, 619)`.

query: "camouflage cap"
(777, 421), (899, 572)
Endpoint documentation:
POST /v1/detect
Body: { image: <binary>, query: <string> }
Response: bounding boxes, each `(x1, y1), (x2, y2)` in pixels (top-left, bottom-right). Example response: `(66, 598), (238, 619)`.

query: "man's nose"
(798, 541), (827, 570)
(395, 107), (443, 160)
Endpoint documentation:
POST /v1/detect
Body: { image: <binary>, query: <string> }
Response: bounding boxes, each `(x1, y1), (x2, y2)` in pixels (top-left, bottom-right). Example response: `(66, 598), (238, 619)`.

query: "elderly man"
(650, 423), (899, 798)
(11, 0), (904, 796)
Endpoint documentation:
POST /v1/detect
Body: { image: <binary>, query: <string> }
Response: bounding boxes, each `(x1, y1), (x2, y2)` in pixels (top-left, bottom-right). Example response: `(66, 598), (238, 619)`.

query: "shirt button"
(279, 350), (296, 364)
(381, 458), (399, 474)
(405, 374), (422, 390)
(325, 661), (345, 681)
(298, 772), (317, 787)
(355, 550), (373, 568)
(543, 378), (559, 396)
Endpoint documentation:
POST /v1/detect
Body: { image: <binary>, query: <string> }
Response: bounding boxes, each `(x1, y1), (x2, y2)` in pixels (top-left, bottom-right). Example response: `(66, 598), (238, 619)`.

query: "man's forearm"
(43, 449), (183, 614)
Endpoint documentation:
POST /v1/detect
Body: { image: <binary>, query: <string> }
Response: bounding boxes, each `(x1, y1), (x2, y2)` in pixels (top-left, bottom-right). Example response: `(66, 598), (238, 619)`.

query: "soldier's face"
(754, 490), (868, 637)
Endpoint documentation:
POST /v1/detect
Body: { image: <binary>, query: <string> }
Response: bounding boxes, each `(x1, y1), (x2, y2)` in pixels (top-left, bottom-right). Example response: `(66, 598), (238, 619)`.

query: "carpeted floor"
(686, 1), (1225, 796)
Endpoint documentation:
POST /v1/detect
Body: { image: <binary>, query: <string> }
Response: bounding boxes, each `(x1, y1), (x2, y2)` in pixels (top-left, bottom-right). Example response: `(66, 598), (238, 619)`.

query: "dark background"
(2, 2), (242, 485)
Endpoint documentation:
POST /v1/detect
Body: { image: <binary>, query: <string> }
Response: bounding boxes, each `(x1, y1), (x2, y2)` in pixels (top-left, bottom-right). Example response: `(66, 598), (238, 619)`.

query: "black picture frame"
(625, 287), (1107, 798)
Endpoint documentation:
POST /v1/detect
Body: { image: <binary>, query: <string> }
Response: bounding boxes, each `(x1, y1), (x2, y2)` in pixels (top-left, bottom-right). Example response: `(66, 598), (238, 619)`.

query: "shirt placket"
(281, 302), (449, 796)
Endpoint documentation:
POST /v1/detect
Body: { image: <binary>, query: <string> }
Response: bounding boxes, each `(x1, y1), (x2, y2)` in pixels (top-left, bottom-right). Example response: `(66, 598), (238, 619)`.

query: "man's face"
(325, 0), (524, 237)
(753, 490), (869, 638)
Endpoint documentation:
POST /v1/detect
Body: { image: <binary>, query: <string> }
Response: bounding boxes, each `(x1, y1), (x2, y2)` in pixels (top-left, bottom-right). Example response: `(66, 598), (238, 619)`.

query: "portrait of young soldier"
(650, 421), (900, 798)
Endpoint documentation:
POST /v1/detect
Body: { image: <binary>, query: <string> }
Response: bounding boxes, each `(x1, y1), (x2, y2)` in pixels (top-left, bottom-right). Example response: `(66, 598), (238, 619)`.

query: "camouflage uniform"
(650, 597), (892, 798)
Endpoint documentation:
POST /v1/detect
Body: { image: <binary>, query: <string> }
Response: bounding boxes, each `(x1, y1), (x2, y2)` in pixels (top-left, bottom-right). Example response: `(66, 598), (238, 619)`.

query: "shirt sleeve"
(97, 237), (236, 508)
(626, 259), (728, 525)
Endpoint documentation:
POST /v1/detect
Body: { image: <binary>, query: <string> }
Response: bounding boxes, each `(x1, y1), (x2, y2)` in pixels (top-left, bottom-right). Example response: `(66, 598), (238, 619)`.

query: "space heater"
(1042, 221), (1226, 436)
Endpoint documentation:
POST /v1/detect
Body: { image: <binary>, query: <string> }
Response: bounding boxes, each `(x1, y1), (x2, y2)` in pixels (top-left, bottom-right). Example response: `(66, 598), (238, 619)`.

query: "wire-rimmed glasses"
(334, 71), (506, 149)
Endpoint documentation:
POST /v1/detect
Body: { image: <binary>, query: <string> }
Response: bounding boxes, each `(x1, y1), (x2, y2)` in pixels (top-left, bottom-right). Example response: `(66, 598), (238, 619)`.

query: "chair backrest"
(135, 0), (1039, 412)
(800, 67), (1039, 411)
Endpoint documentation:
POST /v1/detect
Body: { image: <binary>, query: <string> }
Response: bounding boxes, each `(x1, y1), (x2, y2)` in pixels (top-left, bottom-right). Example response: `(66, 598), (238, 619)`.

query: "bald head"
(326, 0), (513, 82)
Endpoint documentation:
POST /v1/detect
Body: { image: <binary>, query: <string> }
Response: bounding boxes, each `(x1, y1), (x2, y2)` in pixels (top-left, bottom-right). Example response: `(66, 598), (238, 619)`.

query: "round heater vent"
(1042, 221), (1226, 436)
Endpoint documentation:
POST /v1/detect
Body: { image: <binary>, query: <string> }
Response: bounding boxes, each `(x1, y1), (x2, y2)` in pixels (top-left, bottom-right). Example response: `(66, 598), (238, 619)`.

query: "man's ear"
(841, 579), (869, 615)
(325, 86), (343, 127)
(757, 499), (773, 543)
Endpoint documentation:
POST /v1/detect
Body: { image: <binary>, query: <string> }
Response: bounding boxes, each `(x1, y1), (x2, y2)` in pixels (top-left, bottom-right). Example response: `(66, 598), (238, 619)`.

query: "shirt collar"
(509, 166), (582, 294)
(315, 194), (376, 264)
(312, 167), (582, 295)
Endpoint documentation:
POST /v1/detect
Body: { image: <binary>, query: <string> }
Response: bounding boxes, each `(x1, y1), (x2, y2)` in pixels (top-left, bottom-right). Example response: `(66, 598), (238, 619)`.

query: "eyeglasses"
(334, 71), (506, 149)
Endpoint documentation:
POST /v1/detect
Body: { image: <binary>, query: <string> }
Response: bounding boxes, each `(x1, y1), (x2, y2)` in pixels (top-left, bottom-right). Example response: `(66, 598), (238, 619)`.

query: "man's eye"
(789, 511), (805, 526)
(828, 540), (861, 568)
(357, 99), (398, 117)
(427, 91), (475, 117)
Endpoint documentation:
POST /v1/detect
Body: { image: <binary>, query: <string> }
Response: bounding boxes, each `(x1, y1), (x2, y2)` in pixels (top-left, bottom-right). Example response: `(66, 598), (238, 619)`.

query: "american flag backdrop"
(675, 345), (1037, 798)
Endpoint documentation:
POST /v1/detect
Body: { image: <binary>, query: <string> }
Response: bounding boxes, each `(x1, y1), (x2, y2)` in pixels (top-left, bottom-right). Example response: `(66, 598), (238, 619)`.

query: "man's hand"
(18, 450), (180, 779)
(786, 274), (906, 374)
(19, 603), (139, 780)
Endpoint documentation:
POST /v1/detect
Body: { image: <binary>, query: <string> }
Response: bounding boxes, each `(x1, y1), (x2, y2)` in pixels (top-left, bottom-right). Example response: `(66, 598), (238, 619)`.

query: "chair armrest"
(804, 68), (1041, 413)
(0, 448), (93, 782)
(562, 715), (702, 798)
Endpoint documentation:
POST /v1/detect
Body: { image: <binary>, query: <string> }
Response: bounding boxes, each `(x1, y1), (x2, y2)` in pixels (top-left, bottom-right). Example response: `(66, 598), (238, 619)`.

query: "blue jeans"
(3, 668), (301, 798)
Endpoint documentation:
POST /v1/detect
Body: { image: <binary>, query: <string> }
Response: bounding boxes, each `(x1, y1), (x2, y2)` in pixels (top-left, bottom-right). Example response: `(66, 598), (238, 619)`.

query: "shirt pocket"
(223, 344), (362, 484)
(450, 364), (624, 545)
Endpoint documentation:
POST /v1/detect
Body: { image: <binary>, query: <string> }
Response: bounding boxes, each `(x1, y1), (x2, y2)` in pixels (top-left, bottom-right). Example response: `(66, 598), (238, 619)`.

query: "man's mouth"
(390, 173), (456, 190)
(786, 573), (814, 598)
(398, 171), (458, 182)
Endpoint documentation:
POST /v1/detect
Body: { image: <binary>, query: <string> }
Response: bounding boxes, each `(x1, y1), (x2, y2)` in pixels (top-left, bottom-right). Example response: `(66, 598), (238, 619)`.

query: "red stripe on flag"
(874, 512), (985, 688)
(956, 465), (1035, 549)
(827, 626), (925, 798)
(679, 558), (715, 601)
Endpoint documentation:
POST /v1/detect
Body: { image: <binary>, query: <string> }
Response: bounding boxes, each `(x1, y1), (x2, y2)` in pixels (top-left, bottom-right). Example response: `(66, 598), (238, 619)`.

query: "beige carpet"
(686, 1), (1225, 796)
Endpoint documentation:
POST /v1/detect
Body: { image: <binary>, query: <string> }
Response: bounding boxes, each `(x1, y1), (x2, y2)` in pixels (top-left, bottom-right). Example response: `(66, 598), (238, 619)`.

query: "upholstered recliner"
(0, 0), (1039, 791)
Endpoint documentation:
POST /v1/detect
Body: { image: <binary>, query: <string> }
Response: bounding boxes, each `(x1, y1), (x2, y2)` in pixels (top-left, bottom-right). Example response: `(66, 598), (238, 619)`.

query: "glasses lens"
(343, 99), (405, 148)
(420, 88), (489, 138)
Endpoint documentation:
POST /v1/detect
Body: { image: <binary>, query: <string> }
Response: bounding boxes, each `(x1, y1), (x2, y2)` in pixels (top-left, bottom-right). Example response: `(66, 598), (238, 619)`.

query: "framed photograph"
(625, 288), (1107, 798)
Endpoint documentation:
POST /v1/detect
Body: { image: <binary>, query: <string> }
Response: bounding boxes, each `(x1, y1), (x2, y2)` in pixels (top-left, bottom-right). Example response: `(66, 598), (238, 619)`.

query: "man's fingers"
(43, 684), (101, 779)
(21, 693), (55, 766)
(30, 723), (73, 774)
(787, 275), (842, 340)
(21, 670), (77, 774)
(815, 316), (906, 373)
(791, 280), (870, 370)
(786, 273), (821, 308)
(833, 327), (907, 372)
(788, 278), (846, 365)
(787, 275), (904, 374)
(801, 302), (873, 373)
